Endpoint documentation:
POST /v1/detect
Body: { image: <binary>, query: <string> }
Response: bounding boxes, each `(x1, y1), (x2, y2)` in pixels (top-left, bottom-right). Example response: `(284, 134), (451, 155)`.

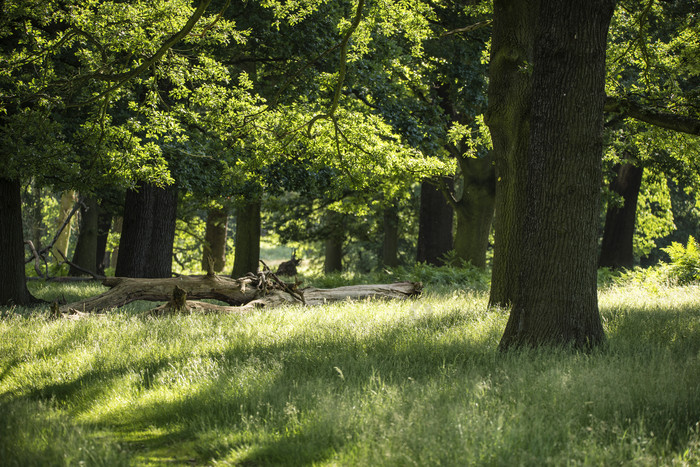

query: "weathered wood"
(59, 273), (422, 315)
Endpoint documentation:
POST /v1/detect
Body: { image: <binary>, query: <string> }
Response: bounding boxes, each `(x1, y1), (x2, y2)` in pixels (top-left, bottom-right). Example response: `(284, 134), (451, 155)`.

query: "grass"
(1, 278), (699, 465)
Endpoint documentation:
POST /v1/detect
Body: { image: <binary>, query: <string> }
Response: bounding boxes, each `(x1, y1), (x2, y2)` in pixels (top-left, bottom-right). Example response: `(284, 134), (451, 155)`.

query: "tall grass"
(1, 280), (699, 465)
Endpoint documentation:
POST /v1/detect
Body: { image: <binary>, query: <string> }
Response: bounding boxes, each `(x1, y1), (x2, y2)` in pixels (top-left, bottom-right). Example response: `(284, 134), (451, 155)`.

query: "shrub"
(662, 236), (700, 285)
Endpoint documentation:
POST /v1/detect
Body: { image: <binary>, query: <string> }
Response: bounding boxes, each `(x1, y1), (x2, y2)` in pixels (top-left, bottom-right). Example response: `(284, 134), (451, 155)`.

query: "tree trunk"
(323, 211), (344, 273)
(417, 177), (454, 265)
(115, 183), (177, 278)
(96, 202), (113, 275)
(599, 163), (644, 269)
(382, 204), (400, 268)
(0, 177), (34, 306)
(231, 199), (261, 277)
(202, 206), (228, 273)
(453, 154), (495, 268)
(70, 197), (99, 276)
(493, 0), (614, 350)
(59, 274), (422, 315)
(110, 216), (123, 270)
(485, 0), (537, 307)
(52, 190), (76, 262)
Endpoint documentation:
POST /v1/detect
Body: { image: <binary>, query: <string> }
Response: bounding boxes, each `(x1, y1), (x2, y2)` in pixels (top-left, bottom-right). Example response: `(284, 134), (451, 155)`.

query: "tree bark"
(417, 177), (454, 265)
(599, 163), (644, 269)
(494, 0), (614, 350)
(202, 206), (228, 273)
(0, 177), (34, 306)
(115, 183), (177, 278)
(58, 274), (422, 315)
(485, 0), (537, 307)
(52, 190), (76, 262)
(69, 197), (99, 276)
(453, 153), (495, 268)
(231, 199), (261, 277)
(382, 204), (400, 268)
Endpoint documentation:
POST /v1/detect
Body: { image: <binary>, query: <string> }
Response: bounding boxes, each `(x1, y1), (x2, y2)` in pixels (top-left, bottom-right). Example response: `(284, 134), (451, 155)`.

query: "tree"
(416, 178), (454, 265)
(115, 183), (178, 278)
(487, 0), (615, 349)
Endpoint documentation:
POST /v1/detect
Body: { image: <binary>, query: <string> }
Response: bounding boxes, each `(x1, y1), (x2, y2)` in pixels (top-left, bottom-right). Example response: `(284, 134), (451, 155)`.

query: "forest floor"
(1, 276), (699, 466)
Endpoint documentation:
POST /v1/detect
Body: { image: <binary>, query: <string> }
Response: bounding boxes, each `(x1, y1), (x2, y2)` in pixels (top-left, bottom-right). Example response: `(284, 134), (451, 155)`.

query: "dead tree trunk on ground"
(58, 273), (422, 317)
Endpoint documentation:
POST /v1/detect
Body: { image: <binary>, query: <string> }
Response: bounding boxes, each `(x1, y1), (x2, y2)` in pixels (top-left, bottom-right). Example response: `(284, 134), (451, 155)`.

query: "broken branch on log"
(58, 273), (422, 316)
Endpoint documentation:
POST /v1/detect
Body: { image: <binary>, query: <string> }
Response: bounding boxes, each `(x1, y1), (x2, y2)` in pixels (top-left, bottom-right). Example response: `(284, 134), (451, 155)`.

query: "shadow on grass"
(2, 302), (700, 464)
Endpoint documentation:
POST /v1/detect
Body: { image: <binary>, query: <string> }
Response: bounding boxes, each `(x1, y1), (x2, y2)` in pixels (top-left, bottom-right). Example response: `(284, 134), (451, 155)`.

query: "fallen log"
(59, 272), (422, 316)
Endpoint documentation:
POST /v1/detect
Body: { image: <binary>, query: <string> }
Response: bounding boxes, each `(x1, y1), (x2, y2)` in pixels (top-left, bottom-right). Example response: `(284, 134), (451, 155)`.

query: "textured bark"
(496, 0), (614, 350)
(201, 206), (228, 273)
(0, 177), (34, 305)
(599, 163), (644, 269)
(59, 274), (422, 315)
(417, 178), (454, 265)
(115, 183), (177, 278)
(69, 197), (99, 276)
(231, 199), (261, 277)
(382, 204), (400, 268)
(453, 154), (495, 268)
(484, 0), (537, 306)
(52, 190), (76, 262)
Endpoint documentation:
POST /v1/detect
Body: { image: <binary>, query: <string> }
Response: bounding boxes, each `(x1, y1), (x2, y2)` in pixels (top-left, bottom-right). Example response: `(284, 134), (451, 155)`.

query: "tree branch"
(604, 95), (700, 136)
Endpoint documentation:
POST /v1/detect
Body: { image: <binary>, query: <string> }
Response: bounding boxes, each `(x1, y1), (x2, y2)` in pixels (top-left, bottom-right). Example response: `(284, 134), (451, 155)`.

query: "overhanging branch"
(604, 95), (700, 136)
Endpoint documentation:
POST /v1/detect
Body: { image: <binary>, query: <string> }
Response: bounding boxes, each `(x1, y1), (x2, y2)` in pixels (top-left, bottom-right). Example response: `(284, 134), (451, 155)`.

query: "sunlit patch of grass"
(2, 283), (700, 465)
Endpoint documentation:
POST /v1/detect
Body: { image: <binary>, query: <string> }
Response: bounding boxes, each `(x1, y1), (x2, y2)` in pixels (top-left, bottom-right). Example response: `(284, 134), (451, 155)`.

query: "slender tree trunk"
(110, 216), (123, 270)
(485, 0), (537, 307)
(494, 0), (614, 350)
(0, 177), (34, 305)
(202, 206), (228, 273)
(96, 202), (112, 275)
(231, 199), (261, 277)
(382, 204), (400, 268)
(599, 163), (644, 269)
(453, 153), (495, 268)
(417, 177), (454, 265)
(70, 197), (99, 276)
(115, 183), (177, 278)
(323, 211), (344, 273)
(52, 190), (76, 262)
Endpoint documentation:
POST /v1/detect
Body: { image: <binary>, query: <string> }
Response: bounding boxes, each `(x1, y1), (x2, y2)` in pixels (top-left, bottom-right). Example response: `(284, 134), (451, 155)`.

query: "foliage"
(662, 235), (700, 285)
(1, 282), (700, 464)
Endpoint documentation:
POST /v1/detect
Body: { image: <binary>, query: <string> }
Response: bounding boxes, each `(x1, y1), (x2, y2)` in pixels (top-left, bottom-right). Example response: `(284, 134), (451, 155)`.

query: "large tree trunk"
(69, 197), (99, 276)
(453, 153), (495, 268)
(52, 190), (76, 262)
(599, 163), (644, 269)
(485, 0), (536, 307)
(417, 177), (454, 265)
(0, 177), (34, 306)
(489, 0), (614, 349)
(231, 199), (261, 277)
(382, 204), (400, 268)
(115, 183), (177, 278)
(58, 274), (422, 316)
(201, 206), (228, 273)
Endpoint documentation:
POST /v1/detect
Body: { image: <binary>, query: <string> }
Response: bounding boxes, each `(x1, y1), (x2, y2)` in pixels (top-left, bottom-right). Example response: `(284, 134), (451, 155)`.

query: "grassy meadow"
(1, 274), (700, 466)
